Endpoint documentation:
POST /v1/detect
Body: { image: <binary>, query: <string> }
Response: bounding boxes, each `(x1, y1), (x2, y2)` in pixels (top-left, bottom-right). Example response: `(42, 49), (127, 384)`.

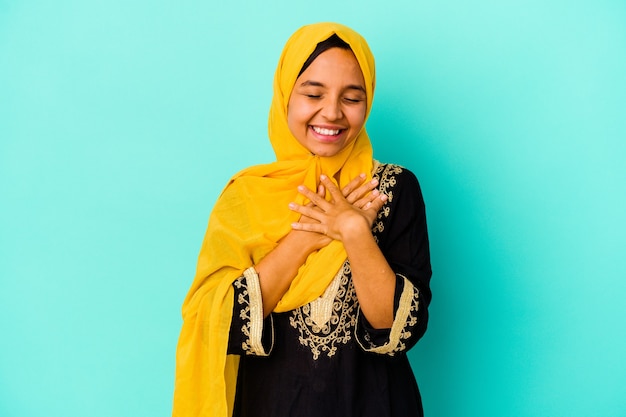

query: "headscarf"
(172, 22), (376, 417)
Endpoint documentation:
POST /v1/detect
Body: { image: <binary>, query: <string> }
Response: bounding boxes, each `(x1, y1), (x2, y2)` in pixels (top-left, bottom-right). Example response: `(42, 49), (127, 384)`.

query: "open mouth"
(312, 126), (341, 136)
(310, 126), (345, 140)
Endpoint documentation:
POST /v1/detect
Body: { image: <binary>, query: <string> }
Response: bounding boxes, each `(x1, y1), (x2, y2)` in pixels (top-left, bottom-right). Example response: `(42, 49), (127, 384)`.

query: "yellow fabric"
(172, 22), (376, 417)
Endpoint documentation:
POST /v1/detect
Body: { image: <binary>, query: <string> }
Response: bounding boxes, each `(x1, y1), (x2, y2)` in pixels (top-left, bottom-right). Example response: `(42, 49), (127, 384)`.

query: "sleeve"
(355, 166), (432, 356)
(227, 267), (275, 356)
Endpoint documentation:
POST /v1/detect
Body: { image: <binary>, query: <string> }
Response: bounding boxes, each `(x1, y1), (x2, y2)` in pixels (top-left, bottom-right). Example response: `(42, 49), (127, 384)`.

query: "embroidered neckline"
(309, 267), (344, 328)
(289, 262), (356, 360)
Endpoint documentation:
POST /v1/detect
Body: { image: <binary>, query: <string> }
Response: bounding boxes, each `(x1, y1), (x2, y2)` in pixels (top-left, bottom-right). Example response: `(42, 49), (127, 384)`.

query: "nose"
(320, 96), (343, 121)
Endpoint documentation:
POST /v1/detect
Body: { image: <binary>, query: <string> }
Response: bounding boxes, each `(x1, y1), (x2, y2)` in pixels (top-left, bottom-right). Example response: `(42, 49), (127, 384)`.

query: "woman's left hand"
(289, 174), (387, 242)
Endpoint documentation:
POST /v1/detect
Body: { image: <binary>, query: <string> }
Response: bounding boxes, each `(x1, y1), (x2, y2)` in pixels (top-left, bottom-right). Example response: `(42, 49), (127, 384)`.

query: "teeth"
(312, 126), (340, 136)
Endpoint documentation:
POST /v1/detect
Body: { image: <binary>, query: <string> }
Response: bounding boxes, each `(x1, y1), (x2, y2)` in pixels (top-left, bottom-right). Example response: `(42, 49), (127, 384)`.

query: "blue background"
(1, 1), (625, 416)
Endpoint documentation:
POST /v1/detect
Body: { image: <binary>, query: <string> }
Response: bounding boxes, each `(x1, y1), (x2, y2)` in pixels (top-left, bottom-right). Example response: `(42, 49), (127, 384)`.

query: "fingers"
(317, 184), (325, 198)
(289, 176), (389, 237)
(364, 193), (388, 211)
(289, 201), (323, 222)
(289, 199), (328, 236)
(302, 184), (325, 208)
(319, 174), (345, 201)
(346, 178), (380, 205)
(341, 173), (366, 199)
(290, 221), (326, 234)
(333, 172), (380, 205)
(353, 187), (381, 209)
(297, 183), (331, 210)
(294, 174), (387, 214)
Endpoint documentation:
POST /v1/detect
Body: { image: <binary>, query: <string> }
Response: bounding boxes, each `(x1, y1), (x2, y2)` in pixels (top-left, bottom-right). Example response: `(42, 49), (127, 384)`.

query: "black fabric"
(227, 164), (431, 417)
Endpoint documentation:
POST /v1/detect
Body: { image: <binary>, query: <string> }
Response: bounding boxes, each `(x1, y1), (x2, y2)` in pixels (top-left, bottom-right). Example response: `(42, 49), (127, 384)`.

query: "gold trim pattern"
(232, 268), (272, 356)
(371, 162), (404, 241)
(356, 275), (420, 356)
(289, 262), (357, 360)
(309, 267), (344, 328)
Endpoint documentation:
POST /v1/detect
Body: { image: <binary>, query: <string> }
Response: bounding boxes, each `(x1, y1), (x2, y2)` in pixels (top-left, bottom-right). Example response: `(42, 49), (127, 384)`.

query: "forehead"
(297, 48), (365, 84)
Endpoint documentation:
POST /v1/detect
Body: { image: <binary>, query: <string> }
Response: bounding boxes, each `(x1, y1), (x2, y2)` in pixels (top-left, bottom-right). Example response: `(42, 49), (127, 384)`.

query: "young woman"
(173, 22), (432, 417)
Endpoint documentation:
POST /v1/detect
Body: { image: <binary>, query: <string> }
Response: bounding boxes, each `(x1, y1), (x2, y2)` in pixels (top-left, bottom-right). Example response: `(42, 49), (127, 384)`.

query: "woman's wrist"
(338, 214), (371, 245)
(286, 227), (331, 253)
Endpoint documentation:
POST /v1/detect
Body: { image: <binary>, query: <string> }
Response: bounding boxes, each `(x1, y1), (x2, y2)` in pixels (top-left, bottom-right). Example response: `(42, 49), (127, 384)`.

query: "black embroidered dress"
(227, 163), (432, 417)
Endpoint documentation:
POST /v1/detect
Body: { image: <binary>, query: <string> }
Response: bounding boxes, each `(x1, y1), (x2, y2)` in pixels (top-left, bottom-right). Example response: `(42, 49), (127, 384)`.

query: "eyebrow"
(299, 80), (366, 93)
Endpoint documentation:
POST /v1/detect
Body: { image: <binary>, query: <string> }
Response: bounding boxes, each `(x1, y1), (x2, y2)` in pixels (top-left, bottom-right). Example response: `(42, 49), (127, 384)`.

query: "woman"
(173, 22), (432, 417)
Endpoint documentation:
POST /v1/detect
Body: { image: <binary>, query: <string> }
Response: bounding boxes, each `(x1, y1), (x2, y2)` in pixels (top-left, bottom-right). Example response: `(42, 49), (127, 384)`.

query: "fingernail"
(359, 173), (366, 178)
(297, 185), (305, 191)
(288, 202), (296, 209)
(320, 174), (327, 180)
(371, 178), (378, 185)
(380, 194), (388, 202)
(372, 189), (379, 196)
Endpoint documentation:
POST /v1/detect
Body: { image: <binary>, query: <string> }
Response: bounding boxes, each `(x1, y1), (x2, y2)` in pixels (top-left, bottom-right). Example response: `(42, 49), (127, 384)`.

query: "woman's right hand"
(341, 173), (384, 218)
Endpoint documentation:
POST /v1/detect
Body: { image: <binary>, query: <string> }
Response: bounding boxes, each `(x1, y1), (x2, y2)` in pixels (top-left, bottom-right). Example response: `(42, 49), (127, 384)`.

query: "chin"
(311, 148), (342, 157)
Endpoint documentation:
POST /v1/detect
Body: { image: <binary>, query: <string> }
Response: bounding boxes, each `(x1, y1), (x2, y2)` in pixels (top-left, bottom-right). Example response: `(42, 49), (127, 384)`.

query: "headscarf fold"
(172, 22), (376, 416)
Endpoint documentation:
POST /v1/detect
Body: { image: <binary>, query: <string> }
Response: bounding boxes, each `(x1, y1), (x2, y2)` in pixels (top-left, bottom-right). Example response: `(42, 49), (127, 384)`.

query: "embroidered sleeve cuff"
(228, 267), (274, 356)
(242, 267), (273, 356)
(356, 274), (420, 356)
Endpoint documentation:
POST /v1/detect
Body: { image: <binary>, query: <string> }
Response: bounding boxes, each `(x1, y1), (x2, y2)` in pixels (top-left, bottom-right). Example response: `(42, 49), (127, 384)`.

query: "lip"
(309, 125), (347, 143)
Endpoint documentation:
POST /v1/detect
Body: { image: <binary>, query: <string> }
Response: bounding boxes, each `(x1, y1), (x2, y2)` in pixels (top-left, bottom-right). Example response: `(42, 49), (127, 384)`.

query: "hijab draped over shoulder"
(173, 22), (376, 416)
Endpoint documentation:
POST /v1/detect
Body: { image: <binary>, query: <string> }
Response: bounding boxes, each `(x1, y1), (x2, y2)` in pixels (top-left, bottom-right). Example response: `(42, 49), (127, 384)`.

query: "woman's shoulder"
(373, 161), (421, 191)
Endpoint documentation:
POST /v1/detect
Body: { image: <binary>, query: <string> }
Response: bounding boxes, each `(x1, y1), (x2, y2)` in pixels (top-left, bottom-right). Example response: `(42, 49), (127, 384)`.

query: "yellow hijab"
(172, 22), (376, 417)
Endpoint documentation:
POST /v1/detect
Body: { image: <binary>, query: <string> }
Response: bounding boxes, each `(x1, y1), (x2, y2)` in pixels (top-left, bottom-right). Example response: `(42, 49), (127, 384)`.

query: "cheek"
(286, 109), (299, 135)
(348, 106), (367, 130)
(287, 100), (309, 131)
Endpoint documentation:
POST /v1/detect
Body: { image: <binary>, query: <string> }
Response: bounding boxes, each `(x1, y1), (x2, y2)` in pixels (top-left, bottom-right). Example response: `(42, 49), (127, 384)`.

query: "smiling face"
(287, 47), (367, 157)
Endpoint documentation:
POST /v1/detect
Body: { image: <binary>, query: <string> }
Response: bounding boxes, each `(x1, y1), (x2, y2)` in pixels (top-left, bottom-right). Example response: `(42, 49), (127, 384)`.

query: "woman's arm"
(290, 174), (396, 328)
(254, 220), (327, 317)
(355, 165), (432, 353)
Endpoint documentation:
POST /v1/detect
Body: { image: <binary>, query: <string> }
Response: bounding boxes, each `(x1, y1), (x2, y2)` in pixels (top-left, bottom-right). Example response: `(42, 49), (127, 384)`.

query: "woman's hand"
(292, 183), (334, 250)
(289, 174), (388, 242)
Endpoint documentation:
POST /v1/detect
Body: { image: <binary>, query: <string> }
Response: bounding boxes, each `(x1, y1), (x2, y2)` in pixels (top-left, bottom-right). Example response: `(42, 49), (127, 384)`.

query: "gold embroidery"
(356, 275), (420, 356)
(234, 268), (272, 356)
(289, 262), (357, 360)
(309, 267), (344, 328)
(372, 162), (404, 241)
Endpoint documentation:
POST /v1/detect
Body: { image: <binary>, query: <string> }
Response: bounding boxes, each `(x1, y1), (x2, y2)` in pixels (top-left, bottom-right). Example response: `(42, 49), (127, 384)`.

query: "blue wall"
(1, 1), (625, 416)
